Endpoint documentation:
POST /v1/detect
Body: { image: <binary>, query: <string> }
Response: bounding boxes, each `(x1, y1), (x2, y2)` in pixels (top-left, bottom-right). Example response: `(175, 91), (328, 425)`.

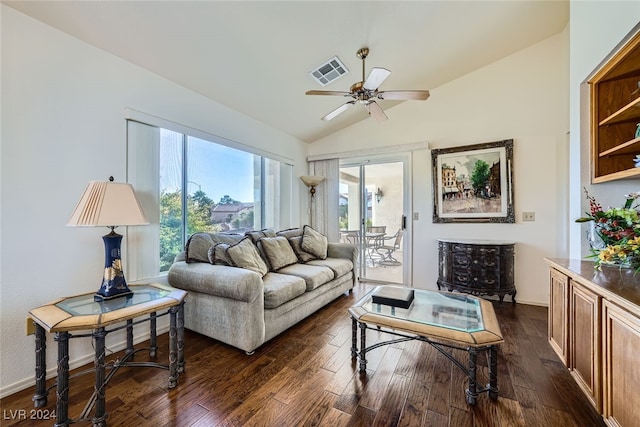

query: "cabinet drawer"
(452, 244), (473, 253)
(453, 253), (472, 268)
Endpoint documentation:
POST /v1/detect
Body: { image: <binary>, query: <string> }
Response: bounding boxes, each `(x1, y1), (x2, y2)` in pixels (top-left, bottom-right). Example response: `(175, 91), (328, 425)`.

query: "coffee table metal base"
(350, 318), (499, 405)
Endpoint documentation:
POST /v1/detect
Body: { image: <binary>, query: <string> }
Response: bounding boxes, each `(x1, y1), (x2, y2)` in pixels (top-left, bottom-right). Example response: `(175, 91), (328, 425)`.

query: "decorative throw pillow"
(185, 232), (244, 263)
(288, 236), (316, 263)
(245, 228), (277, 243)
(276, 227), (303, 239)
(301, 225), (328, 260)
(226, 237), (269, 276)
(259, 236), (299, 271)
(207, 243), (232, 266)
(185, 232), (215, 263)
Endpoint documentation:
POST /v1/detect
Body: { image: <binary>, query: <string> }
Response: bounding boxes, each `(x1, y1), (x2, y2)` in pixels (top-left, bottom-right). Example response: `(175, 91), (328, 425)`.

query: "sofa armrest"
(327, 242), (358, 265)
(168, 261), (263, 303)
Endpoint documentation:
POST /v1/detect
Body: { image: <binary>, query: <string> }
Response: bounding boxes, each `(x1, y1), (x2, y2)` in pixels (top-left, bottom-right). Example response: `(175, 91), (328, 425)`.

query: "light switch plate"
(523, 212), (536, 222)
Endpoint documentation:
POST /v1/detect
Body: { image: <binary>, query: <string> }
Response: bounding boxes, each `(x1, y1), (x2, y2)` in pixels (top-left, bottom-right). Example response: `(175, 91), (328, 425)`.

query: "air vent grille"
(309, 56), (349, 86)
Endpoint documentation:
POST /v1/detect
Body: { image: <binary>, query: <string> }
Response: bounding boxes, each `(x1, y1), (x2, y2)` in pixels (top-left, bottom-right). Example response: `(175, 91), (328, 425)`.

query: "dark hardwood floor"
(1, 282), (606, 426)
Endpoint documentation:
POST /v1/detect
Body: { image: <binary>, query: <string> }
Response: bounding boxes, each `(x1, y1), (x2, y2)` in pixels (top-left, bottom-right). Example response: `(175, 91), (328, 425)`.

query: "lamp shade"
(300, 175), (326, 187)
(67, 180), (148, 227)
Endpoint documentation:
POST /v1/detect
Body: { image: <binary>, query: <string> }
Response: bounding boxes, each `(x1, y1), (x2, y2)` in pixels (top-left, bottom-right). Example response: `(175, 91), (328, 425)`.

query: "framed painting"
(432, 139), (514, 223)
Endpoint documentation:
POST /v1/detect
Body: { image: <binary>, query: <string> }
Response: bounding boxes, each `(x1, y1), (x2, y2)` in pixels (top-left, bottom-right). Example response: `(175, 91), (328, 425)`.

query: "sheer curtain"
(308, 158), (339, 242)
(126, 120), (162, 281)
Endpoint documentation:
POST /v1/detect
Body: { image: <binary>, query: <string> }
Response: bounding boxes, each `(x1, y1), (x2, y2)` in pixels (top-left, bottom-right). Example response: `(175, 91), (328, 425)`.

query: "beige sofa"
(167, 226), (357, 354)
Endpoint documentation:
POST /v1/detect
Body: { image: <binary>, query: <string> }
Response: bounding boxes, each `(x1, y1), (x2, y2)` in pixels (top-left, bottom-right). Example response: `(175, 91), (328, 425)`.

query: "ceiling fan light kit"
(306, 47), (430, 122)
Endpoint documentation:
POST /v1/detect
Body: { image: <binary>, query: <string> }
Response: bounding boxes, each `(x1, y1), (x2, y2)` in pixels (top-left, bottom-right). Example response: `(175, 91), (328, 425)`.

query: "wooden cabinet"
(589, 30), (640, 183)
(569, 282), (601, 410)
(437, 239), (516, 304)
(602, 300), (640, 427)
(545, 258), (640, 427)
(548, 268), (569, 364)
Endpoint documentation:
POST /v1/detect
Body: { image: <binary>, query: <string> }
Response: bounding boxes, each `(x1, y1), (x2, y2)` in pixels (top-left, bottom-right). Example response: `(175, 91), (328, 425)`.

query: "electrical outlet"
(523, 212), (536, 222)
(26, 317), (36, 336)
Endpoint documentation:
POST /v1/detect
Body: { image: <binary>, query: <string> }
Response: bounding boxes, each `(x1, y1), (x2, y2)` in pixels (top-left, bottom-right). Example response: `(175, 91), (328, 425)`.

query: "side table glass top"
(57, 285), (171, 316)
(361, 287), (484, 332)
(29, 283), (187, 332)
(350, 285), (503, 347)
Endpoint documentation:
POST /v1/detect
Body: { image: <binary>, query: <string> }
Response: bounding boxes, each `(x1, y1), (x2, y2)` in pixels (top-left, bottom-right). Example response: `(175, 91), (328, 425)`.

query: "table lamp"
(67, 177), (149, 301)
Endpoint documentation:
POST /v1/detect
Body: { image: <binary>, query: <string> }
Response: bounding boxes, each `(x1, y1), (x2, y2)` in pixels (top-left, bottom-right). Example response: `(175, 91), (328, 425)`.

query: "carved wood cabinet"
(437, 239), (516, 304)
(546, 258), (640, 427)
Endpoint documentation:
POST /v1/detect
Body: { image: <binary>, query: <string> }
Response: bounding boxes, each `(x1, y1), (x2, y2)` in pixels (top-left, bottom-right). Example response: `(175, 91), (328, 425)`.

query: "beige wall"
(569, 2), (640, 259)
(309, 32), (569, 306)
(0, 5), (307, 397)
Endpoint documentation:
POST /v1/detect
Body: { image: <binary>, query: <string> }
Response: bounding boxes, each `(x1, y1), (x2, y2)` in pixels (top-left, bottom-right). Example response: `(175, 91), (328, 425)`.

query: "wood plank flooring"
(1, 283), (606, 426)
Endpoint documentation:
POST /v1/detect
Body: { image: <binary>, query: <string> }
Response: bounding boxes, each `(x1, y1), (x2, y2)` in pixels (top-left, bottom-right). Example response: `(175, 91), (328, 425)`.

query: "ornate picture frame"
(432, 139), (514, 223)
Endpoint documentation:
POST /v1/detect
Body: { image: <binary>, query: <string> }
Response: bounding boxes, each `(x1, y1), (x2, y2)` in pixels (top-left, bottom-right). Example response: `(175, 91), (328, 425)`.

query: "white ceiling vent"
(309, 56), (349, 86)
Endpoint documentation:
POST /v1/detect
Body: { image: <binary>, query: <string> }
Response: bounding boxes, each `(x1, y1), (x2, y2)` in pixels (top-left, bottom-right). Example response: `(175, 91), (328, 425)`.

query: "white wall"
(569, 2), (640, 259)
(0, 5), (307, 396)
(309, 32), (570, 307)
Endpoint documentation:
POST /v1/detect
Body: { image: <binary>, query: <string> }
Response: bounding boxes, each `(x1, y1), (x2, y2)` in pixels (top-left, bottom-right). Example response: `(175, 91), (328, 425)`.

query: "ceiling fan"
(306, 47), (430, 122)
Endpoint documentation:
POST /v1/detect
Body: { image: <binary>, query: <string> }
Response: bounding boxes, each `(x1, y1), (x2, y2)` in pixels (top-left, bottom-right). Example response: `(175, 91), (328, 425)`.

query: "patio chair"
(365, 226), (386, 265)
(377, 229), (403, 266)
(341, 230), (361, 245)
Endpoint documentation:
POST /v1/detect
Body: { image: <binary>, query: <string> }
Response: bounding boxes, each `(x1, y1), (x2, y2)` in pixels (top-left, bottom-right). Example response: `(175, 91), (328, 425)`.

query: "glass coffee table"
(349, 285), (504, 405)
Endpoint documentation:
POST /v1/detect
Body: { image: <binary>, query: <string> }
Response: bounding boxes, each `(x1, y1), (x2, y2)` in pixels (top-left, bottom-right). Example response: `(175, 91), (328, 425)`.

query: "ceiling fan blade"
(306, 90), (352, 97)
(367, 101), (388, 122)
(377, 90), (431, 101)
(321, 101), (355, 121)
(363, 67), (391, 90)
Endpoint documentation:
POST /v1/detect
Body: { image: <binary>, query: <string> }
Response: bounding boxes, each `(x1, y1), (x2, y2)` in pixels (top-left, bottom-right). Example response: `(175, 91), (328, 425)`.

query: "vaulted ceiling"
(4, 1), (569, 143)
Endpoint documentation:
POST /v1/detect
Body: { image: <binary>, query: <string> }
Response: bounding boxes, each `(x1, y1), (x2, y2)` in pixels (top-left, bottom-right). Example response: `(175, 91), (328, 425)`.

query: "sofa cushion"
(262, 272), (307, 308)
(186, 232), (244, 263)
(288, 236), (316, 263)
(307, 257), (354, 279)
(277, 263), (334, 291)
(207, 243), (232, 266)
(226, 237), (269, 276)
(301, 225), (328, 260)
(259, 236), (299, 271)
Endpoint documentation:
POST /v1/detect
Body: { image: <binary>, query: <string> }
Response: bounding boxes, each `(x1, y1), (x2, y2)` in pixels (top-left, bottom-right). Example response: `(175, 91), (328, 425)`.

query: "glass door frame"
(339, 153), (411, 286)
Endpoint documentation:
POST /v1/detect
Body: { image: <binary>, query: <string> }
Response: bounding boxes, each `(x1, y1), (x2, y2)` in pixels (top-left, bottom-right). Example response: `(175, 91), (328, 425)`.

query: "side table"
(28, 283), (187, 427)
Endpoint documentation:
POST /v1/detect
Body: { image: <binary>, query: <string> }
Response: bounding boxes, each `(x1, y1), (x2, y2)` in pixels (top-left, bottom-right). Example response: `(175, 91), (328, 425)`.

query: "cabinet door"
(603, 301), (640, 427)
(569, 283), (600, 411)
(548, 269), (569, 364)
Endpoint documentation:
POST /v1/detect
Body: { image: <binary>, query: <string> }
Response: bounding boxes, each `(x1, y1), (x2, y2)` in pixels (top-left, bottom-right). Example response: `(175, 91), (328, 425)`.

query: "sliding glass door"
(339, 158), (409, 284)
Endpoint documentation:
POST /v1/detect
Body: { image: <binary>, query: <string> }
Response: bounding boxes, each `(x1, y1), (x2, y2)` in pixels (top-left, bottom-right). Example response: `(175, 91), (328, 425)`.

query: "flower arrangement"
(576, 188), (640, 269)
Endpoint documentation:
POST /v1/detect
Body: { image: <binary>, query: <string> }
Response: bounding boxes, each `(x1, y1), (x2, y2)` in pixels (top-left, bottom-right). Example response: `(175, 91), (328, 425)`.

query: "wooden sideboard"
(437, 239), (516, 304)
(545, 258), (640, 427)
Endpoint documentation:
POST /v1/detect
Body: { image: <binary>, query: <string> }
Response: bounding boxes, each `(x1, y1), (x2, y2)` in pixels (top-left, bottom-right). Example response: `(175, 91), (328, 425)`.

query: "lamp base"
(95, 229), (134, 301)
(94, 288), (134, 302)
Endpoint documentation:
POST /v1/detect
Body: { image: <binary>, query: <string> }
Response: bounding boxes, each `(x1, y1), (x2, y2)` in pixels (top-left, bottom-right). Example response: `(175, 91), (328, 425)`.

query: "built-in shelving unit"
(589, 30), (640, 183)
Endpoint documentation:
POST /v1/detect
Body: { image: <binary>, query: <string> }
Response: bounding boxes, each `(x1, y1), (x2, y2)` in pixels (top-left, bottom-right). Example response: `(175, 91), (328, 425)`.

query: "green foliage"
(470, 160), (490, 194)
(160, 190), (183, 272)
(159, 189), (220, 272)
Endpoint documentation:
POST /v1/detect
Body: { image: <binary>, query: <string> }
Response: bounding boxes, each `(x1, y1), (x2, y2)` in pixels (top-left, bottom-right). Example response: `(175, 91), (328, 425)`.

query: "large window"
(127, 119), (293, 276)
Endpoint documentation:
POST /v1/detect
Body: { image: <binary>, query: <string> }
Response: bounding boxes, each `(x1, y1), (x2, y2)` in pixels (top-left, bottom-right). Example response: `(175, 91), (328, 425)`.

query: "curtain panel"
(308, 158), (339, 242)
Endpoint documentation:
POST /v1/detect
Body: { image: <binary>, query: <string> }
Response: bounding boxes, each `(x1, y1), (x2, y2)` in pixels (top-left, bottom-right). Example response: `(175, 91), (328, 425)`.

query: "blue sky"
(160, 130), (254, 203)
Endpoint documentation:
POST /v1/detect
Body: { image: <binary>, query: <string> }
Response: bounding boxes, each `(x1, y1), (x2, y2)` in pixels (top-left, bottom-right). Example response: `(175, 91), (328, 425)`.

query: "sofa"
(167, 225), (357, 354)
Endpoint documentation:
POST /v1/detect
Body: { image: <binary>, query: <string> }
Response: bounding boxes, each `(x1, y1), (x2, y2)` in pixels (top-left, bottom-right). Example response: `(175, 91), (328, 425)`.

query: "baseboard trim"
(0, 325), (169, 400)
